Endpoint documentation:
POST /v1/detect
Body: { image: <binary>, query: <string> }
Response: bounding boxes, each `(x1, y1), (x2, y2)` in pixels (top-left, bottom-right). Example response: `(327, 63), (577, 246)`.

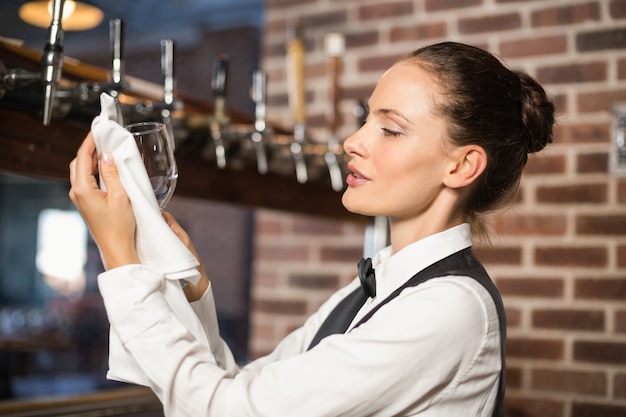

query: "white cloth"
(91, 93), (205, 386)
(98, 223), (502, 416)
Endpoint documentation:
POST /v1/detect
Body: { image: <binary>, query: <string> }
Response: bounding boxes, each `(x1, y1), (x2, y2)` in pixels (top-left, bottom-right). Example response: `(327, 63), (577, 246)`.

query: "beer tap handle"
(286, 24), (307, 184)
(212, 54), (228, 100)
(251, 70), (268, 174)
(41, 0), (65, 126)
(110, 19), (125, 87)
(210, 54), (230, 168)
(323, 32), (345, 191)
(161, 39), (175, 107)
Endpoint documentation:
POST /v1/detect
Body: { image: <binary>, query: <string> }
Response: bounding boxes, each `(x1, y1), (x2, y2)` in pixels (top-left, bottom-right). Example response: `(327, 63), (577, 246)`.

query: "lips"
(346, 163), (369, 186)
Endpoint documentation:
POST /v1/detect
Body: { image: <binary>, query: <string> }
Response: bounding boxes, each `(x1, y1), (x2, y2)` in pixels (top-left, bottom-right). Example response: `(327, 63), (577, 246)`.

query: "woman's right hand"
(69, 132), (139, 270)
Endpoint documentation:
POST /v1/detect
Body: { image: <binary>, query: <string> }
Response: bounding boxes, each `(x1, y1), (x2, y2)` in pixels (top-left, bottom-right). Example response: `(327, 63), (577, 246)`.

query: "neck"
(388, 189), (466, 254)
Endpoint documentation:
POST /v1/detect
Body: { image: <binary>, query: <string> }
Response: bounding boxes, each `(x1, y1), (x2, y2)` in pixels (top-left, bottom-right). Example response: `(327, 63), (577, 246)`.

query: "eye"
(381, 127), (401, 137)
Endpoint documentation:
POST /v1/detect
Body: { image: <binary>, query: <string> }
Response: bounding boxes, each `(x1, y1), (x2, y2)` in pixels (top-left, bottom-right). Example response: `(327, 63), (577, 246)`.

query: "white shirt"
(98, 223), (501, 416)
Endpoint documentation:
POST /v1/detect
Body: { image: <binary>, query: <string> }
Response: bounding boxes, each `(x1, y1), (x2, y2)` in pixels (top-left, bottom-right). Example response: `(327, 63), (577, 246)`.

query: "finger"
(162, 211), (192, 245)
(70, 132), (98, 186)
(98, 151), (126, 203)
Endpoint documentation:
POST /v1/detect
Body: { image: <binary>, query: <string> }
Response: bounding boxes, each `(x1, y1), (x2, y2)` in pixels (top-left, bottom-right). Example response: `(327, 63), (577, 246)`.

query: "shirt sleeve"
(98, 265), (499, 417)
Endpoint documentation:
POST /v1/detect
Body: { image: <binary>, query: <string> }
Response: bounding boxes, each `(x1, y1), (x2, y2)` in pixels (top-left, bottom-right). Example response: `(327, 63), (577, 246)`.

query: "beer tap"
(110, 19), (125, 90)
(0, 63), (41, 100)
(41, 0), (65, 126)
(286, 25), (308, 184)
(75, 19), (128, 104)
(250, 70), (269, 174)
(156, 39), (182, 149)
(134, 38), (181, 124)
(161, 39), (176, 109)
(323, 32), (345, 192)
(209, 54), (230, 168)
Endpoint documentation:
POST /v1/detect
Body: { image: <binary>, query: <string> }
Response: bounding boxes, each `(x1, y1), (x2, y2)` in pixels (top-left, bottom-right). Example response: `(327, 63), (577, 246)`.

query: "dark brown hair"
(404, 42), (555, 221)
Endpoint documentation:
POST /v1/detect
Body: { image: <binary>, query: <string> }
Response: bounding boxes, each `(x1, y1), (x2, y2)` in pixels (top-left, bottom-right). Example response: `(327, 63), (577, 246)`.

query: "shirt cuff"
(97, 264), (171, 343)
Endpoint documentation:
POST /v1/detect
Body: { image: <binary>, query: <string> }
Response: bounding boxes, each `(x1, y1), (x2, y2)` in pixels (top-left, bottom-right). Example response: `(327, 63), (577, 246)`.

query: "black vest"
(309, 248), (506, 417)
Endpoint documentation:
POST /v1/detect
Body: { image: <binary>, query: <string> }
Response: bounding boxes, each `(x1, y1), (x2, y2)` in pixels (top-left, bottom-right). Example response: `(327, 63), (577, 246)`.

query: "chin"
(341, 193), (375, 217)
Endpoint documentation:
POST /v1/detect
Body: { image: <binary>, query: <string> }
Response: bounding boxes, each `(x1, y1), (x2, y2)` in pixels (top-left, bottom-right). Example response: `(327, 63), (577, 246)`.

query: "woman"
(69, 42), (554, 416)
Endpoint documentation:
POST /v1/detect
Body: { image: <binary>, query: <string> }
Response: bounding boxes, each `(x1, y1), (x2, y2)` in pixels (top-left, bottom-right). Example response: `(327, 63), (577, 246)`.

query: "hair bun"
(517, 71), (555, 154)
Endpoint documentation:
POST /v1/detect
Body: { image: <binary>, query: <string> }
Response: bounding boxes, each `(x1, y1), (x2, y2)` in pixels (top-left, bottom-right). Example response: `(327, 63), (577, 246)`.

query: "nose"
(343, 125), (367, 158)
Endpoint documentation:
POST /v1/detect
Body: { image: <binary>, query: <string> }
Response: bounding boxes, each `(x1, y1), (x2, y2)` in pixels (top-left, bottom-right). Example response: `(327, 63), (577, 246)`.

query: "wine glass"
(126, 121), (178, 209)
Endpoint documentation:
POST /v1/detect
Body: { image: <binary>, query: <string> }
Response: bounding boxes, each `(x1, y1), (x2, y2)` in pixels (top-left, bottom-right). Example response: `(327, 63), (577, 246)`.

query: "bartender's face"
(342, 61), (453, 220)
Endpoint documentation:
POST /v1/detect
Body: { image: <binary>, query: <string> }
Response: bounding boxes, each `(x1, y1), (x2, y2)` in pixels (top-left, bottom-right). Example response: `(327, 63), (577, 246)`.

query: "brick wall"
(251, 0), (626, 416)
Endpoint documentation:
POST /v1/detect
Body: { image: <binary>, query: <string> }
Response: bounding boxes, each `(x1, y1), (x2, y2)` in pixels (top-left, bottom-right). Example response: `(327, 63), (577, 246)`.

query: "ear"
(443, 145), (487, 189)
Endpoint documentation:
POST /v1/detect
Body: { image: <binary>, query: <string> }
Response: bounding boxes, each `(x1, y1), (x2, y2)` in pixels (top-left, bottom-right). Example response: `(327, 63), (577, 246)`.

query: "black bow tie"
(358, 257), (376, 298)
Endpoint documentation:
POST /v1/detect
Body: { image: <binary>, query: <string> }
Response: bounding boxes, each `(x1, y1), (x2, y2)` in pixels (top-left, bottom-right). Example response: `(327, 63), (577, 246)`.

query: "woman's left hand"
(162, 211), (210, 302)
(69, 132), (139, 270)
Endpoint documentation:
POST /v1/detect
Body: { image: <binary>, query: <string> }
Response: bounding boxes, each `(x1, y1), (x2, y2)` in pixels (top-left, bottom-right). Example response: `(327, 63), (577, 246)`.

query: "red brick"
(532, 309), (605, 331)
(473, 246), (522, 265)
(358, 0), (413, 20)
(574, 340), (626, 364)
(619, 181), (626, 204)
(572, 401), (626, 417)
(531, 2), (600, 27)
(577, 28), (626, 51)
(459, 13), (521, 35)
(425, 0), (480, 11)
(506, 307), (522, 327)
(611, 0), (626, 17)
(256, 245), (310, 261)
(288, 273), (340, 290)
(524, 154), (566, 175)
(390, 22), (447, 43)
(504, 397), (564, 417)
(497, 277), (564, 298)
(300, 10), (347, 29)
(552, 92), (568, 113)
(535, 247), (608, 268)
(615, 310), (626, 333)
(507, 366), (522, 389)
(576, 214), (626, 235)
(253, 298), (308, 315)
(619, 245), (626, 267)
(577, 152), (609, 173)
(256, 217), (284, 234)
(507, 337), (564, 360)
(358, 54), (401, 73)
(254, 271), (279, 288)
(345, 31), (380, 49)
(578, 89), (626, 113)
(615, 372), (626, 398)
(537, 61), (607, 84)
(320, 246), (363, 262)
(500, 35), (567, 58)
(493, 214), (566, 235)
(292, 217), (344, 235)
(554, 122), (610, 144)
(620, 58), (626, 80)
(531, 368), (606, 395)
(536, 183), (608, 204)
(575, 278), (626, 300)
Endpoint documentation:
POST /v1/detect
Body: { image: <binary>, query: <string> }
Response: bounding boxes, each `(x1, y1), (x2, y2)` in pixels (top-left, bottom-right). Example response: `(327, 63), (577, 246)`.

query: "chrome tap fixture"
(323, 32), (345, 192)
(286, 25), (308, 184)
(41, 0), (65, 126)
(250, 70), (269, 174)
(74, 19), (128, 104)
(209, 54), (230, 168)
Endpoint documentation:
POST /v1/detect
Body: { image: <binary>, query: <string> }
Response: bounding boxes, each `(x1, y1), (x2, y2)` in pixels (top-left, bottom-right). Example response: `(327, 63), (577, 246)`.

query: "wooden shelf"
(0, 40), (366, 223)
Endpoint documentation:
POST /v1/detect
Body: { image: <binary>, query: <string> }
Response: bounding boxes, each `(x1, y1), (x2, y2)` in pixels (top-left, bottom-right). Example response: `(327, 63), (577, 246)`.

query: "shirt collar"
(371, 223), (472, 299)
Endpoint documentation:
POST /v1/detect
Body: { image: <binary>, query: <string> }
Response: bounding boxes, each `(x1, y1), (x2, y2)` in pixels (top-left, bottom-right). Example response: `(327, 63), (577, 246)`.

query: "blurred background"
(1, 1), (625, 416)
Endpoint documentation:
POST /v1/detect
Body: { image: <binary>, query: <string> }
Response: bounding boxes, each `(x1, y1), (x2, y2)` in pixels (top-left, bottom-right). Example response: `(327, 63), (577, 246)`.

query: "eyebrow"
(373, 107), (412, 124)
